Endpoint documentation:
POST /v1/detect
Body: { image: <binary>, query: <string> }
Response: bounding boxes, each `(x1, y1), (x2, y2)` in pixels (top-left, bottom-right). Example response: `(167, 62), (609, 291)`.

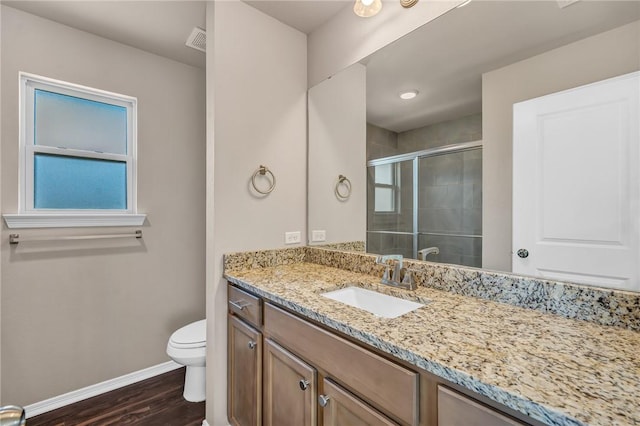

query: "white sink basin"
(322, 286), (424, 319)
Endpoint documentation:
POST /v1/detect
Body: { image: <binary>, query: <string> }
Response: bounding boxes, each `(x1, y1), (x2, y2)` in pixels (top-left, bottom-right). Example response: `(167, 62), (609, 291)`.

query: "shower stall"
(367, 141), (482, 268)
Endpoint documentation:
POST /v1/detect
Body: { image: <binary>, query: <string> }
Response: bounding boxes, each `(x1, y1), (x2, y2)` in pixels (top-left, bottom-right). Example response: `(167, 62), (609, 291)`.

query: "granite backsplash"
(224, 246), (640, 331)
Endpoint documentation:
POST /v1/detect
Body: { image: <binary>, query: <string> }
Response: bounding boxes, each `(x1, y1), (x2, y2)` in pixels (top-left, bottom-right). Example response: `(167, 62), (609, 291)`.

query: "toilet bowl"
(167, 319), (206, 402)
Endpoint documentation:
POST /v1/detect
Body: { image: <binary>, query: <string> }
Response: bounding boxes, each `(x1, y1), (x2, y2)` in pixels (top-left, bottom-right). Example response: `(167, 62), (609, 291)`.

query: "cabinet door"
(228, 315), (262, 426)
(264, 303), (418, 425)
(438, 386), (525, 426)
(264, 339), (317, 426)
(320, 378), (398, 426)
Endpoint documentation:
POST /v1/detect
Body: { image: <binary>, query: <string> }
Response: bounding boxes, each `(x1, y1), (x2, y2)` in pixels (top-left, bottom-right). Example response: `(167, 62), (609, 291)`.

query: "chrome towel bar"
(9, 230), (142, 244)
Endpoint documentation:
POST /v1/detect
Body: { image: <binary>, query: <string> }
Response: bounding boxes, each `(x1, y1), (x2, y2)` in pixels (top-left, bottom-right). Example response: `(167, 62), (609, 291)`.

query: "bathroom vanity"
(228, 284), (528, 426)
(224, 247), (640, 426)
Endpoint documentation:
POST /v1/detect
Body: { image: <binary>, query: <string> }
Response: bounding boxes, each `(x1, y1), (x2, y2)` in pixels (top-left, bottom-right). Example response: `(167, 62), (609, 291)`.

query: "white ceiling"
(2, 1), (208, 68)
(2, 1), (639, 133)
(0, 0), (346, 70)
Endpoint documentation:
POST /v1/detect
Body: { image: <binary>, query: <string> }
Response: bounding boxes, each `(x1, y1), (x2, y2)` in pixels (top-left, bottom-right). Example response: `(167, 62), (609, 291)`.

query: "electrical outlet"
(285, 231), (301, 245)
(311, 230), (326, 242)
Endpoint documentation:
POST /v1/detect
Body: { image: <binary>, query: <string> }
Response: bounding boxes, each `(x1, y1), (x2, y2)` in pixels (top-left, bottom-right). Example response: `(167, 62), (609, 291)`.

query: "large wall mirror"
(308, 0), (640, 291)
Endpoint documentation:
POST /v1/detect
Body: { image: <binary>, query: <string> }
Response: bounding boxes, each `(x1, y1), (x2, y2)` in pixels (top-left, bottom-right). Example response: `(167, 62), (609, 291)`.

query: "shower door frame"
(367, 140), (483, 260)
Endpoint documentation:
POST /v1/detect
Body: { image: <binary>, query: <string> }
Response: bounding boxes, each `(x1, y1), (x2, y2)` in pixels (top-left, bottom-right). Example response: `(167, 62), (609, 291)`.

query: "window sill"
(3, 214), (147, 229)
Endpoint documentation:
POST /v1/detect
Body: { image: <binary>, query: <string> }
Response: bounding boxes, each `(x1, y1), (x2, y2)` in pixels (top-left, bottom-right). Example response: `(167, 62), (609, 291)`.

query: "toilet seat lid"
(170, 319), (206, 349)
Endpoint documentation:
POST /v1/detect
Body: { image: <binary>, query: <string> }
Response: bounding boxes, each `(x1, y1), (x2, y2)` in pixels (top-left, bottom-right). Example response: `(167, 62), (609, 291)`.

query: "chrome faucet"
(418, 246), (439, 260)
(375, 255), (418, 290)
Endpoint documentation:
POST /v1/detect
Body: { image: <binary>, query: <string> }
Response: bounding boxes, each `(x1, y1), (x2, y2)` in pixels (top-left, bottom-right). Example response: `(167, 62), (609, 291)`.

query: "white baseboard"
(203, 420), (230, 426)
(25, 360), (182, 418)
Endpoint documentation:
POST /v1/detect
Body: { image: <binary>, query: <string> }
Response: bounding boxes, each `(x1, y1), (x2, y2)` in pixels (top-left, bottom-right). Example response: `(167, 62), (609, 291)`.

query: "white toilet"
(166, 319), (206, 402)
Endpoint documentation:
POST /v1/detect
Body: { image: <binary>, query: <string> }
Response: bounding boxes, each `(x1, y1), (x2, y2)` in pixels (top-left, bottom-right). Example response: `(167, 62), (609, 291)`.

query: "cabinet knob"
(299, 379), (309, 391)
(517, 249), (529, 258)
(248, 341), (257, 349)
(318, 395), (330, 407)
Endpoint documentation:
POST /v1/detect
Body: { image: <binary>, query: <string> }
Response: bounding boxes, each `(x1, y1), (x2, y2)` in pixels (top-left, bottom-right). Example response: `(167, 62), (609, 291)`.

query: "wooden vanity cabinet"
(263, 338), (317, 426)
(228, 315), (262, 426)
(228, 285), (264, 426)
(263, 302), (418, 426)
(227, 283), (536, 426)
(320, 378), (399, 426)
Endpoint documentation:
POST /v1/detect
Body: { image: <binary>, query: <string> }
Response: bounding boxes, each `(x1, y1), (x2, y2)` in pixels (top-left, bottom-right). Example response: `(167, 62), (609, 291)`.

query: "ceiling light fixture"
(400, 0), (419, 8)
(399, 90), (419, 100)
(353, 0), (382, 17)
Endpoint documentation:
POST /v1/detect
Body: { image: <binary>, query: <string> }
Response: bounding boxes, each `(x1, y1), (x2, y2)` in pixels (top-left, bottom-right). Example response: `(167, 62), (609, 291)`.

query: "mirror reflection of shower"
(367, 138), (482, 268)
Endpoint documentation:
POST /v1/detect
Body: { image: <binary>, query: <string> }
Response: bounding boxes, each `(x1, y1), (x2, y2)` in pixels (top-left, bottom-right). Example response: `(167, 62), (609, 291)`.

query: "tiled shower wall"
(367, 113), (483, 267)
(397, 113), (482, 152)
(367, 123), (399, 161)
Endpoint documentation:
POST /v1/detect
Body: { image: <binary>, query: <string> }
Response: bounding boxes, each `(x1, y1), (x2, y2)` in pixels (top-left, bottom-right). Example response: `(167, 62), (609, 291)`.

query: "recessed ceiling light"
(399, 90), (419, 100)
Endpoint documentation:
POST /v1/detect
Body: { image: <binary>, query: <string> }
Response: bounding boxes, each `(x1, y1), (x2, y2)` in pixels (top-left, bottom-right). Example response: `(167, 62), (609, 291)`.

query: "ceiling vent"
(186, 27), (206, 53)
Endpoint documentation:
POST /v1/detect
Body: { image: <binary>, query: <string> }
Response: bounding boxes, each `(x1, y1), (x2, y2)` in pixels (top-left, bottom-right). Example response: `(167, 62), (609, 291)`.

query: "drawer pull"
(229, 300), (250, 311)
(299, 379), (309, 391)
(318, 395), (330, 407)
(248, 340), (257, 349)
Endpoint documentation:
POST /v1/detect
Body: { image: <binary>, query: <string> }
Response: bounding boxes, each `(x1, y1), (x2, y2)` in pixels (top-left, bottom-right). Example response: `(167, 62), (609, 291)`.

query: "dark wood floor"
(28, 368), (205, 426)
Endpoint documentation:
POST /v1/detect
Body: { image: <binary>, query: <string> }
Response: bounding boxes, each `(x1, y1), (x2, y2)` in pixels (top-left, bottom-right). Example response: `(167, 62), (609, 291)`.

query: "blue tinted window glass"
(34, 154), (127, 210)
(34, 89), (128, 155)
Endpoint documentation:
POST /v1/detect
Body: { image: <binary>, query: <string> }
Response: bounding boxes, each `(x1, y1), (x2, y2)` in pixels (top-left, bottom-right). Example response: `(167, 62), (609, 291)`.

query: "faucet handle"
(376, 255), (404, 283)
(401, 268), (413, 284)
(400, 267), (419, 290)
(376, 255), (391, 279)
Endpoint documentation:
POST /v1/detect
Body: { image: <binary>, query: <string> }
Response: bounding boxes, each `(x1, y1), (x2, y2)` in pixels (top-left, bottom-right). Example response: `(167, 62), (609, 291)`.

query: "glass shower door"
(417, 148), (482, 267)
(366, 159), (414, 259)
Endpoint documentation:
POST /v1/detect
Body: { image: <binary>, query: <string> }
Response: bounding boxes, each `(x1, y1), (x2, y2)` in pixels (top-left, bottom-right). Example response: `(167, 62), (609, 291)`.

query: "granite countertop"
(225, 262), (640, 426)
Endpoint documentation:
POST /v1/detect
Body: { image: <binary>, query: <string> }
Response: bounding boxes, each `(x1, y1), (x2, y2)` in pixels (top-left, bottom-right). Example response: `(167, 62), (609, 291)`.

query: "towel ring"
(251, 165), (276, 195)
(335, 175), (352, 200)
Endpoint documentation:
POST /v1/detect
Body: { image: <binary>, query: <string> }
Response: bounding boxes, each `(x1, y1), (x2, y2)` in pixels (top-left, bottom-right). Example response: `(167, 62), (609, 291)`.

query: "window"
(374, 163), (400, 213)
(3, 73), (145, 228)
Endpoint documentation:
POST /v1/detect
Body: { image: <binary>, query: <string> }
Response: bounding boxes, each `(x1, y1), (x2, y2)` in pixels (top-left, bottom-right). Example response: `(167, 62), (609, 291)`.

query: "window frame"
(3, 72), (145, 228)
(373, 162), (401, 214)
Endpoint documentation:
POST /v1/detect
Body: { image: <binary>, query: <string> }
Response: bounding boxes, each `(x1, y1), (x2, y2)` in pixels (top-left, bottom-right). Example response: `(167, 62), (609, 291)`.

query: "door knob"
(318, 395), (330, 407)
(248, 341), (257, 349)
(517, 249), (529, 258)
(299, 379), (309, 391)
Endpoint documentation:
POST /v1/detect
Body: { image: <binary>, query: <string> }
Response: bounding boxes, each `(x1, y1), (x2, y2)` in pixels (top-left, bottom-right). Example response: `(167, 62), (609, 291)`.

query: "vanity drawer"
(264, 303), (418, 426)
(228, 284), (262, 328)
(438, 386), (526, 426)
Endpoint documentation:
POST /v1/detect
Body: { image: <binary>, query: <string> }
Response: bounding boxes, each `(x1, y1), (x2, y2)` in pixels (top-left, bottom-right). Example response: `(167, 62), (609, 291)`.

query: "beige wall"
(307, 0), (461, 87)
(482, 20), (640, 271)
(206, 1), (307, 423)
(0, 6), (206, 405)
(308, 63), (366, 246)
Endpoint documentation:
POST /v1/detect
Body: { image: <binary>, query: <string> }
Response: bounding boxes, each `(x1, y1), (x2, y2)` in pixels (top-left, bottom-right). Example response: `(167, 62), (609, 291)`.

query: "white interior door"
(513, 71), (640, 291)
